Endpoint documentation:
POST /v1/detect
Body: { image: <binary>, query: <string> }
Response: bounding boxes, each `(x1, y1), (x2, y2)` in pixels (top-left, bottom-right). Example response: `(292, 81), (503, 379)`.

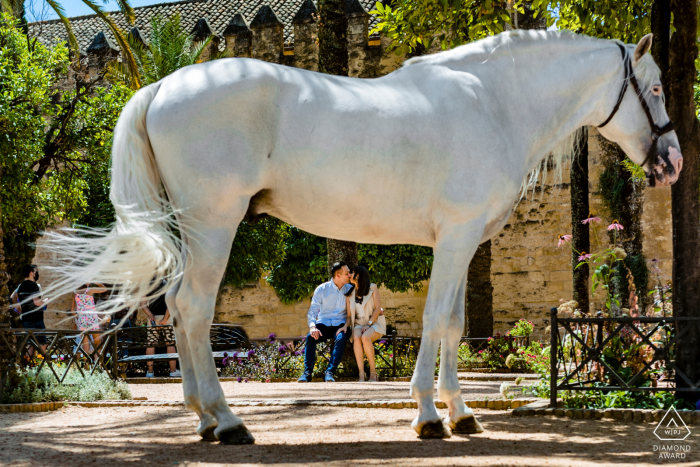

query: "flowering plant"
(220, 333), (304, 381)
(558, 217), (635, 316)
(507, 319), (533, 337)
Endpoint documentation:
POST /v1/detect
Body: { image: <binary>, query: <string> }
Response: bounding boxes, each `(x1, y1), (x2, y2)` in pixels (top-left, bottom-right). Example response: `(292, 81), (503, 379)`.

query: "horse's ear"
(634, 34), (653, 63)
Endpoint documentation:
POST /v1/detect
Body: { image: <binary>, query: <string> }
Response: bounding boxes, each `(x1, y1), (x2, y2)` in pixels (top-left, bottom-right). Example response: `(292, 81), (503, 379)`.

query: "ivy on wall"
(597, 146), (649, 304)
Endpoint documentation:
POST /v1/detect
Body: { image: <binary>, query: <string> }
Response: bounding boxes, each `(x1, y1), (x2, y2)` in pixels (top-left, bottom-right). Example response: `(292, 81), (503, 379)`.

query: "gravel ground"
(1, 405), (697, 466)
(129, 380), (510, 401)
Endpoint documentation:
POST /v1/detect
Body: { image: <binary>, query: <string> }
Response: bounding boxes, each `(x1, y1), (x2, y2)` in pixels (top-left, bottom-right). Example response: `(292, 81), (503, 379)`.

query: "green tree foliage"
(221, 218), (290, 288)
(532, 0), (652, 41)
(266, 227), (329, 304)
(372, 0), (684, 56)
(2, 0), (140, 87)
(0, 15), (133, 284)
(107, 13), (219, 88)
(265, 228), (433, 304)
(358, 244), (433, 293)
(371, 0), (516, 55)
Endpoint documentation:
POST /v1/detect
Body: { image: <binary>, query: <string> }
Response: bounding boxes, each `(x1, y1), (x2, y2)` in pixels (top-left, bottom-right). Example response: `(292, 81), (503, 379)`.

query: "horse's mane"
(405, 30), (661, 199)
(403, 30), (600, 68)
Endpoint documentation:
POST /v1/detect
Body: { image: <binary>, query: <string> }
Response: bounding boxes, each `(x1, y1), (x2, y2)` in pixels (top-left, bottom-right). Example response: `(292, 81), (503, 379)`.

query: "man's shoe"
(170, 370), (182, 378)
(297, 373), (312, 383)
(325, 373), (335, 382)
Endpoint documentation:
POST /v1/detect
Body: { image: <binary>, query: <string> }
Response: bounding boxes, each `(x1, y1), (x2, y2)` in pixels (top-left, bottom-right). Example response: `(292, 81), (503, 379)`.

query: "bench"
(115, 324), (249, 373)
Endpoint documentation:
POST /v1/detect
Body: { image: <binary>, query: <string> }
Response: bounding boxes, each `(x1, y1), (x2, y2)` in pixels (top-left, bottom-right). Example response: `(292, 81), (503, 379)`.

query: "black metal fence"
(252, 331), (529, 378)
(0, 327), (119, 403)
(549, 307), (700, 407)
(0, 324), (250, 383)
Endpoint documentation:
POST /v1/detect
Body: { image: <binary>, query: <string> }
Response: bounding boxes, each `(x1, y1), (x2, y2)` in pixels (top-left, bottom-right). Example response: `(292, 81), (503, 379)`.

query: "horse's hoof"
(216, 424), (255, 445)
(415, 420), (452, 439)
(449, 414), (485, 434)
(197, 414), (218, 441)
(197, 424), (218, 441)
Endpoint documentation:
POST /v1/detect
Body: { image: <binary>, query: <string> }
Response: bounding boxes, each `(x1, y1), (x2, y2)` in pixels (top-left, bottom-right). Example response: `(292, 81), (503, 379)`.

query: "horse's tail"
(43, 81), (184, 316)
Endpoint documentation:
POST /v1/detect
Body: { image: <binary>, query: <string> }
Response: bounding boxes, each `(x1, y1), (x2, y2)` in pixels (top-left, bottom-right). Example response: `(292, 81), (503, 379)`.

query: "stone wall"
(213, 279), (429, 338)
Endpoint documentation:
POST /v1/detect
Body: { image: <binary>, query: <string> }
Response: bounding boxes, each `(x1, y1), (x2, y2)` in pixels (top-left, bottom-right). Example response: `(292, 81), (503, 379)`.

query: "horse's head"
(596, 34), (682, 187)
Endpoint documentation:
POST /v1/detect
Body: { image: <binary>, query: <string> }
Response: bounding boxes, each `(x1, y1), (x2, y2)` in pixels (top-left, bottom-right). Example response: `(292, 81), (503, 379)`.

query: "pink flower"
(558, 234), (572, 247)
(608, 220), (624, 231)
(578, 251), (592, 261)
(582, 216), (601, 224)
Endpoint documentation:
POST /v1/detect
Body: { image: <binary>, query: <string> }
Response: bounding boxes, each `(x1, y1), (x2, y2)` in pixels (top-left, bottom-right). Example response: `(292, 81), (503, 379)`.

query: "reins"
(597, 43), (675, 186)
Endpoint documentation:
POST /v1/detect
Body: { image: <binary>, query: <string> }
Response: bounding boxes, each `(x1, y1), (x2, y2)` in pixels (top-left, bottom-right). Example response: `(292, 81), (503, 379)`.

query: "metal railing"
(549, 307), (700, 407)
(0, 328), (119, 402)
(0, 324), (250, 383)
(251, 331), (530, 378)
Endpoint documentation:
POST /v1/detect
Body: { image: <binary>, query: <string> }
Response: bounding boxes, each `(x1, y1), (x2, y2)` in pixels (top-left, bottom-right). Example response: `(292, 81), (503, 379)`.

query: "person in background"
(346, 265), (386, 382)
(11, 265), (49, 356)
(298, 262), (352, 383)
(71, 283), (108, 360)
(142, 278), (180, 378)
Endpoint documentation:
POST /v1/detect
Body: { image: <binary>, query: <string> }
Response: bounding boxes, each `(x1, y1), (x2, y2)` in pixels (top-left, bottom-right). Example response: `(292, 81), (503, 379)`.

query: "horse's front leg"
(410, 227), (481, 438)
(437, 290), (484, 434)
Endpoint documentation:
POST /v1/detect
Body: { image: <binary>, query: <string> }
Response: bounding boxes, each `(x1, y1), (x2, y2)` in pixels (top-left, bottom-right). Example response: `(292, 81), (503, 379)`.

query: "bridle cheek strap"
(597, 42), (675, 170)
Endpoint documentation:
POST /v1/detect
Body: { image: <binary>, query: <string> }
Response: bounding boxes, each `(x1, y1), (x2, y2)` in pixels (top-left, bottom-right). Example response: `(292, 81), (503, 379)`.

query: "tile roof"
(28, 0), (380, 52)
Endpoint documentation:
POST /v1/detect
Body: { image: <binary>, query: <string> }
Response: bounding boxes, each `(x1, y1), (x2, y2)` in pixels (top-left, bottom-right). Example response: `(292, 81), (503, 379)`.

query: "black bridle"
(597, 43), (675, 186)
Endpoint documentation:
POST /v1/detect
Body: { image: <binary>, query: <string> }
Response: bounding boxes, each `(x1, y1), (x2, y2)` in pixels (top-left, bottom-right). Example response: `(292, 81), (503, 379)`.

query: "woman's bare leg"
(92, 334), (101, 361)
(81, 335), (90, 356)
(353, 327), (365, 380)
(361, 329), (380, 375)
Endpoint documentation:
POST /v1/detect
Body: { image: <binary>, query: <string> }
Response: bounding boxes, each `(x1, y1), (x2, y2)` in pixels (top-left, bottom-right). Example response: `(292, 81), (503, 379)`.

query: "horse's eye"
(651, 85), (662, 96)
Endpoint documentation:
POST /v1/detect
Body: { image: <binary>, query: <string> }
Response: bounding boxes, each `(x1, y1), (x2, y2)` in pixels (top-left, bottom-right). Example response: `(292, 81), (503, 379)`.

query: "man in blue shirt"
(298, 262), (352, 382)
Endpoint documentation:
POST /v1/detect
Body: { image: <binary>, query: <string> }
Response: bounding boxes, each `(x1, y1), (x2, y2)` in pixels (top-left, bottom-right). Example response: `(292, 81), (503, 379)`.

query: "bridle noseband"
(597, 43), (675, 186)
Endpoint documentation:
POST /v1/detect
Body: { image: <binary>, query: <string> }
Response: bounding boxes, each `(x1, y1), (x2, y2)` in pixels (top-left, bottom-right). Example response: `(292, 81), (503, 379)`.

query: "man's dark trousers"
(303, 323), (348, 376)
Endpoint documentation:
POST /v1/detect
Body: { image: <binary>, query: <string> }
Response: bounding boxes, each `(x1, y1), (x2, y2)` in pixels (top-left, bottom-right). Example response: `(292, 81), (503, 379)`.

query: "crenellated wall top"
(28, 0), (380, 53)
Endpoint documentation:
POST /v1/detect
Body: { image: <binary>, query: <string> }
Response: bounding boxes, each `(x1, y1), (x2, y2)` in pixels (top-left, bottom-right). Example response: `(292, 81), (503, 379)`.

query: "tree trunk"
(650, 0), (670, 88)
(326, 239), (358, 278)
(465, 240), (493, 338)
(0, 167), (13, 403)
(318, 0), (356, 276)
(598, 138), (646, 307)
(570, 128), (590, 314)
(317, 0), (348, 76)
(668, 0), (700, 404)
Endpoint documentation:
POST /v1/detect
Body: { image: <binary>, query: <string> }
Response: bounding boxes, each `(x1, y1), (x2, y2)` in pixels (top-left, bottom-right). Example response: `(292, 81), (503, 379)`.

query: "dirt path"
(1, 404), (697, 466)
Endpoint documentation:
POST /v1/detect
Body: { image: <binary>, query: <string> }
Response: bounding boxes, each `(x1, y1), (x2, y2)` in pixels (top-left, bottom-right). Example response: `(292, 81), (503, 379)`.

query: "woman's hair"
(352, 265), (371, 298)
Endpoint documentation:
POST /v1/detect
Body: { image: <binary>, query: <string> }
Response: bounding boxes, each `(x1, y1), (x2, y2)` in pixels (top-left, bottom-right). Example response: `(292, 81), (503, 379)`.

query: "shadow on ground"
(0, 405), (695, 466)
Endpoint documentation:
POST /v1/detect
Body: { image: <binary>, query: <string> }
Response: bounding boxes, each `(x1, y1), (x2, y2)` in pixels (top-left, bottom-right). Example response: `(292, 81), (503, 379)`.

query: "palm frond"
(104, 60), (130, 85)
(113, 0), (135, 25)
(1, 0), (15, 16)
(82, 0), (141, 89)
(44, 0), (79, 51)
(188, 36), (212, 65)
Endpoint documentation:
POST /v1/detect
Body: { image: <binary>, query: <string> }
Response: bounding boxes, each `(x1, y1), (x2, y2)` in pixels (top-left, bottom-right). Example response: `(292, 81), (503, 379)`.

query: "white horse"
(45, 30), (682, 443)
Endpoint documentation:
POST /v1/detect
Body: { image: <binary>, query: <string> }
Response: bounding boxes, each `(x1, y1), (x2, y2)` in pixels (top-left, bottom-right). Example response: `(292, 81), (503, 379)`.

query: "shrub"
(2, 364), (131, 404)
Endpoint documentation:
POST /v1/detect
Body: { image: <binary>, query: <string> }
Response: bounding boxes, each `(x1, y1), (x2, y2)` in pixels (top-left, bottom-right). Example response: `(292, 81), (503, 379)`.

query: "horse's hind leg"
(437, 287), (484, 434)
(175, 217), (254, 444)
(410, 225), (480, 438)
(165, 250), (217, 440)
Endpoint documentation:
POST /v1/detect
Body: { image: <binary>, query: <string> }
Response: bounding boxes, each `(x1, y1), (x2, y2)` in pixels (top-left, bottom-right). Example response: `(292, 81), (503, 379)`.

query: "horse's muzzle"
(648, 146), (683, 187)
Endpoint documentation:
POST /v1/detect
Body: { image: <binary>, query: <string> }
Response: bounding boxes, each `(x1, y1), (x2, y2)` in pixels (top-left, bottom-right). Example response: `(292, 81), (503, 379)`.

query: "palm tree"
(1, 0), (140, 88)
(107, 13), (219, 88)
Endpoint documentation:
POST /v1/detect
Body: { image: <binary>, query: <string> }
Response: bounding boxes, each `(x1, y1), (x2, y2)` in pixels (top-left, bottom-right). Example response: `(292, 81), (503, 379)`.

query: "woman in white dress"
(345, 266), (386, 382)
